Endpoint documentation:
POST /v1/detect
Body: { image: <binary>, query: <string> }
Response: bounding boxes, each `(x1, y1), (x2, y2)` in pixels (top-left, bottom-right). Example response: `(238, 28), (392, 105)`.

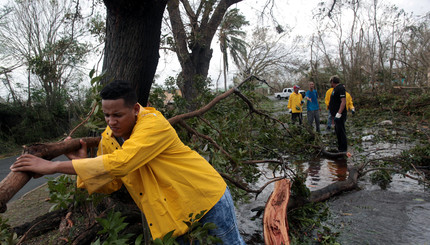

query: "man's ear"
(133, 103), (140, 114)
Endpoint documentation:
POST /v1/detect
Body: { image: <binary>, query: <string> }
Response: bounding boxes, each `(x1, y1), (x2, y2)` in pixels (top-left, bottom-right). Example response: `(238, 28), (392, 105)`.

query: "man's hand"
(351, 108), (355, 115)
(64, 137), (87, 160)
(11, 154), (55, 177)
(334, 113), (342, 122)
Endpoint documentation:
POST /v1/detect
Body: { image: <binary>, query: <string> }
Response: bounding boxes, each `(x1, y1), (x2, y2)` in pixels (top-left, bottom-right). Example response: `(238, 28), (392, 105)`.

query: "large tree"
(101, 0), (168, 106)
(166, 0), (242, 108)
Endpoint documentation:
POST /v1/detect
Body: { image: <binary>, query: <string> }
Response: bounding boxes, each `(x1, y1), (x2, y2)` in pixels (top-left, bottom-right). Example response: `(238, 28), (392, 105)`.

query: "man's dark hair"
(100, 80), (138, 107)
(329, 75), (340, 84)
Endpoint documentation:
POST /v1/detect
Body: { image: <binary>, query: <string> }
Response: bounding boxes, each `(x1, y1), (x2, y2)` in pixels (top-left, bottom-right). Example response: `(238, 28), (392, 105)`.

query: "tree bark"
(167, 0), (242, 108)
(0, 137), (100, 213)
(263, 179), (290, 245)
(102, 0), (168, 106)
(13, 209), (67, 241)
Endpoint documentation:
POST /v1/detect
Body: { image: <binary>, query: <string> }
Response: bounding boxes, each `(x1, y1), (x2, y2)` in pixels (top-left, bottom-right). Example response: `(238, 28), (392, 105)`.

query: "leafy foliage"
(46, 175), (87, 211)
(46, 175), (105, 212)
(152, 230), (178, 245)
(0, 216), (18, 245)
(288, 202), (339, 244)
(92, 210), (141, 245)
(369, 170), (392, 190)
(181, 210), (223, 245)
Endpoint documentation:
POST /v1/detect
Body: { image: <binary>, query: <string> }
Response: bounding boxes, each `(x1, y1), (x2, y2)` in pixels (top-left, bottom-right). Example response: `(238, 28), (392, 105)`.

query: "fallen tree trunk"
(309, 165), (359, 203)
(13, 209), (68, 241)
(251, 165), (362, 219)
(287, 165), (360, 211)
(0, 137), (101, 213)
(263, 179), (290, 245)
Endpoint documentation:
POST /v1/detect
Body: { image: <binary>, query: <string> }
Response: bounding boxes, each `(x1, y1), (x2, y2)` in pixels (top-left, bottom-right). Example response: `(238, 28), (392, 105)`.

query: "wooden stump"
(263, 178), (290, 245)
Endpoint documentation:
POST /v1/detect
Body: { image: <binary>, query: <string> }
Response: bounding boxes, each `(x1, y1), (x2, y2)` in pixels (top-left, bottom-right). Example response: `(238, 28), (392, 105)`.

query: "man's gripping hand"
(11, 154), (55, 177)
(64, 137), (87, 160)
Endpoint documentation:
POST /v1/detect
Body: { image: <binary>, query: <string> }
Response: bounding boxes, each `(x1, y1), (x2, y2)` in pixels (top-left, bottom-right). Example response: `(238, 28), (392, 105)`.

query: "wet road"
(0, 155), (65, 201)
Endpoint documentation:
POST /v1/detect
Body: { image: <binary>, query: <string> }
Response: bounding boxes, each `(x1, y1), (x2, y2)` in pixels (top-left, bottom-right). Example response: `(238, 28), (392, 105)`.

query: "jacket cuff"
(72, 156), (114, 194)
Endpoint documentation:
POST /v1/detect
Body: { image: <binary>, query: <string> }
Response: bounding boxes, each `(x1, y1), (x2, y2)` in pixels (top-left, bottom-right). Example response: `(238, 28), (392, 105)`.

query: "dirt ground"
(0, 183), (52, 228)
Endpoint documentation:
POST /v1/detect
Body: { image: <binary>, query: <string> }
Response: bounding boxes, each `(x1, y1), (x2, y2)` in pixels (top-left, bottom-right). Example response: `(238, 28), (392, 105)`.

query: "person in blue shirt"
(305, 81), (320, 132)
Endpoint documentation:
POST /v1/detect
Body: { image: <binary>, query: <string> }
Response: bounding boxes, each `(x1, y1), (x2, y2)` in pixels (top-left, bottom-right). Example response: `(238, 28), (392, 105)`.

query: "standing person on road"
(11, 80), (245, 244)
(288, 85), (304, 125)
(305, 82), (320, 132)
(328, 75), (348, 152)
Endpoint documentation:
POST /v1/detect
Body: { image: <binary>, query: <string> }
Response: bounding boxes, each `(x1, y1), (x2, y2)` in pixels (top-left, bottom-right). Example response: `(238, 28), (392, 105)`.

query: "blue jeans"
(327, 112), (333, 128)
(177, 186), (245, 245)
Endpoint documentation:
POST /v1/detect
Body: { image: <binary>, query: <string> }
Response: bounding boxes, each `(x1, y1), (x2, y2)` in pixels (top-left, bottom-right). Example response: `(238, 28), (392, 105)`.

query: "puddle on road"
(237, 144), (430, 244)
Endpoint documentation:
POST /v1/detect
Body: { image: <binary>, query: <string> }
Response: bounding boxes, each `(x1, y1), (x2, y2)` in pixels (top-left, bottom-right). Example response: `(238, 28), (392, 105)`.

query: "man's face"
(294, 87), (299, 93)
(309, 82), (314, 90)
(102, 99), (139, 140)
(330, 81), (335, 88)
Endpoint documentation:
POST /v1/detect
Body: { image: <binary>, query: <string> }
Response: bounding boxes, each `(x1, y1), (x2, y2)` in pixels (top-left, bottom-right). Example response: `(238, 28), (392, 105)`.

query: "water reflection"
(305, 158), (348, 190)
(327, 159), (348, 181)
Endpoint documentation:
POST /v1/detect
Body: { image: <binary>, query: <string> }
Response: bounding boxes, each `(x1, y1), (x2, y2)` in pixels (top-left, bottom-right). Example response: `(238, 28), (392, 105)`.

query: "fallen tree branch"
(233, 89), (292, 136)
(168, 75), (262, 125)
(177, 120), (238, 170)
(0, 137), (100, 213)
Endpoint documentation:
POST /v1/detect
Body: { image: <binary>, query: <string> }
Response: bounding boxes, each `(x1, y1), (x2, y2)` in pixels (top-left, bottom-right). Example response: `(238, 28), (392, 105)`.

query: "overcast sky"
(0, 0), (428, 97)
(154, 0), (430, 88)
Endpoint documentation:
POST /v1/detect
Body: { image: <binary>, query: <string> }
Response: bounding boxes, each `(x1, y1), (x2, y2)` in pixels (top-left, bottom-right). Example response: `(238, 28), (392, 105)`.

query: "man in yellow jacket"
(11, 80), (245, 244)
(288, 85), (304, 125)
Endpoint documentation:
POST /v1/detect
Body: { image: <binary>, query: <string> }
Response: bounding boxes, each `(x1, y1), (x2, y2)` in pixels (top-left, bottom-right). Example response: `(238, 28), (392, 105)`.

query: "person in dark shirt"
(328, 75), (347, 152)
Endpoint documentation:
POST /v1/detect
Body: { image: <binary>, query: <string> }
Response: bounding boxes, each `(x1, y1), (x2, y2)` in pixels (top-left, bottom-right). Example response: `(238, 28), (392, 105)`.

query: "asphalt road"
(0, 155), (66, 201)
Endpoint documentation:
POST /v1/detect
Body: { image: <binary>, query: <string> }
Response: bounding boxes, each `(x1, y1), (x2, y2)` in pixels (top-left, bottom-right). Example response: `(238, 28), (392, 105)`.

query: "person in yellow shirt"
(288, 85), (304, 125)
(11, 80), (245, 244)
(325, 87), (355, 130)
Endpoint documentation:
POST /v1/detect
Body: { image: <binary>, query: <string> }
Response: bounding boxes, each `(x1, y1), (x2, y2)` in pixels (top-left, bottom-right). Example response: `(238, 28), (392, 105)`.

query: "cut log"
(0, 137), (101, 213)
(0, 172), (31, 213)
(263, 178), (290, 245)
(23, 137), (101, 160)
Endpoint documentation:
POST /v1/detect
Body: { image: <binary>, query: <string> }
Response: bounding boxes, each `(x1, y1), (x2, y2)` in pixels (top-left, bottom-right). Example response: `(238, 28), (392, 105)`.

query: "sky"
(0, 0), (429, 98)
(154, 0), (430, 89)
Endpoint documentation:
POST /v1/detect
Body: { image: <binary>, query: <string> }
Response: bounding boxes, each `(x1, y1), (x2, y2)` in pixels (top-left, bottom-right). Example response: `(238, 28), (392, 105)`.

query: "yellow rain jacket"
(287, 92), (303, 113)
(72, 106), (226, 239)
(325, 88), (354, 111)
(325, 88), (333, 110)
(346, 92), (354, 111)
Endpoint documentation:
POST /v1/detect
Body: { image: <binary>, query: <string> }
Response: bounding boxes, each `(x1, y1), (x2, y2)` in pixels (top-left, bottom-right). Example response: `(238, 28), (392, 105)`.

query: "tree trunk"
(102, 0), (168, 106)
(167, 0), (242, 109)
